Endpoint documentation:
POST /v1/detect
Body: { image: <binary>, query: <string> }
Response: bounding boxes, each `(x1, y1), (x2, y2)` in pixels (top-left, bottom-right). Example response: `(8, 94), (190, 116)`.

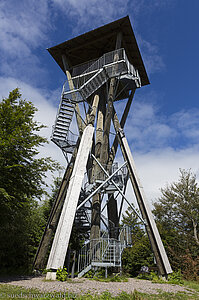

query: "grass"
(0, 284), (76, 300)
(0, 280), (199, 300)
(182, 280), (199, 293)
(91, 275), (128, 282)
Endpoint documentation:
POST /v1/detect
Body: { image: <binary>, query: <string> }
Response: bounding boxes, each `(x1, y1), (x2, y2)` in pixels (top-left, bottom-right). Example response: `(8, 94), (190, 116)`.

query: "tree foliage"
(153, 169), (199, 280)
(0, 89), (59, 273)
(121, 206), (154, 276)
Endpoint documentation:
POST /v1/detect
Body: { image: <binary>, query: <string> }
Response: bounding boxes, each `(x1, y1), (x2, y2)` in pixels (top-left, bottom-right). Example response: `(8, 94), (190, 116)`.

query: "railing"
(83, 162), (128, 194)
(78, 241), (91, 274)
(68, 48), (129, 90)
(62, 48), (141, 102)
(72, 48), (124, 78)
(78, 238), (121, 274)
(119, 225), (132, 246)
(78, 226), (131, 275)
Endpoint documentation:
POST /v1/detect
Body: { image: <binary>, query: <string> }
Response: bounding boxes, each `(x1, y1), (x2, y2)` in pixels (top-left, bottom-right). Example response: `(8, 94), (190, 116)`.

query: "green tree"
(0, 89), (59, 273)
(153, 169), (199, 279)
(121, 206), (154, 276)
(41, 176), (62, 223)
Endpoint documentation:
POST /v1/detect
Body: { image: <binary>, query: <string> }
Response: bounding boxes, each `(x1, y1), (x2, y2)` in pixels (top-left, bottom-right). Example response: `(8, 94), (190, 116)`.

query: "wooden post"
(106, 90), (135, 237)
(71, 250), (76, 278)
(112, 105), (172, 276)
(33, 96), (97, 270)
(90, 94), (106, 241)
(46, 125), (95, 272)
(33, 143), (79, 269)
(90, 32), (122, 241)
(46, 96), (99, 274)
(107, 194), (119, 238)
(107, 90), (135, 171)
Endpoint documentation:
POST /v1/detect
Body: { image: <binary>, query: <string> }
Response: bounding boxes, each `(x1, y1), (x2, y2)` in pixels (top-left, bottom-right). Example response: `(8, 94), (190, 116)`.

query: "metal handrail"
(62, 48), (141, 102)
(78, 226), (131, 274)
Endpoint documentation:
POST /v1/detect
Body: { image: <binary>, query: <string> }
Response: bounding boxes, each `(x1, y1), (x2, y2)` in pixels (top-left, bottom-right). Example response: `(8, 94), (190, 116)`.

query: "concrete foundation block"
(46, 271), (57, 281)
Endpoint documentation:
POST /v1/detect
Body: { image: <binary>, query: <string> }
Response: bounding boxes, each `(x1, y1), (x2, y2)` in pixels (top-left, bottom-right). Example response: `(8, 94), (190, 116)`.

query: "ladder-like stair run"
(51, 96), (75, 153)
(74, 192), (91, 234)
(80, 68), (108, 100)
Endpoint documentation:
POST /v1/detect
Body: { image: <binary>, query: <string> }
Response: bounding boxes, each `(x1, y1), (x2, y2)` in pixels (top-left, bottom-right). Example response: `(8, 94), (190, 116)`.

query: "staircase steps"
(77, 226), (131, 277)
(74, 192), (91, 231)
(80, 69), (108, 100)
(78, 264), (91, 278)
(51, 95), (75, 153)
(63, 48), (141, 102)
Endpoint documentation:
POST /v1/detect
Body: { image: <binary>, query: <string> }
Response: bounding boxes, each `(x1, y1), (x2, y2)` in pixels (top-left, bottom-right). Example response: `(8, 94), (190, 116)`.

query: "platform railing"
(83, 162), (128, 188)
(62, 48), (140, 102)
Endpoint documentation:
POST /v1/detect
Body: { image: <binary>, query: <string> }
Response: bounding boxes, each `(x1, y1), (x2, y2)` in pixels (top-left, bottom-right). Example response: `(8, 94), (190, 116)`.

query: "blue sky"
(0, 0), (199, 202)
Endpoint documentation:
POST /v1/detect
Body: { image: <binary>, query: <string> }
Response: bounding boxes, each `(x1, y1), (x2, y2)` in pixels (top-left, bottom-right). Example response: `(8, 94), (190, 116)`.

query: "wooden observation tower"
(33, 16), (172, 279)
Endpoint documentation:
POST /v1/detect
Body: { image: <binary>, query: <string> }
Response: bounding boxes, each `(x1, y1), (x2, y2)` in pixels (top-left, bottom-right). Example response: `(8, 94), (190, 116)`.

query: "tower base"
(46, 271), (57, 281)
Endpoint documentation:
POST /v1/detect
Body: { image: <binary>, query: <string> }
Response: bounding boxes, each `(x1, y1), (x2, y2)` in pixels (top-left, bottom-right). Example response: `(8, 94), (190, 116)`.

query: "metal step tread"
(78, 264), (91, 278)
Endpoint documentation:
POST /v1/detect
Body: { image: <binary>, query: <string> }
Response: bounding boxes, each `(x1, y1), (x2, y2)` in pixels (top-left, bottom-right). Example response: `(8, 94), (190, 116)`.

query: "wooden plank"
(33, 141), (80, 269)
(47, 125), (95, 270)
(33, 95), (98, 269)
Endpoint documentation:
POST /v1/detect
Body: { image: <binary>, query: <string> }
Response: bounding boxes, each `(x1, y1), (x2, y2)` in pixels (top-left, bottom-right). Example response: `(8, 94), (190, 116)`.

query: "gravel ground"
(0, 276), (197, 297)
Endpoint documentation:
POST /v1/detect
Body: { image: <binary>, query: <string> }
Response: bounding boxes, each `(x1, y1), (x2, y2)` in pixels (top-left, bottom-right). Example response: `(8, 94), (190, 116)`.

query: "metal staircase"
(80, 68), (108, 100)
(77, 226), (131, 277)
(51, 95), (76, 154)
(63, 48), (141, 102)
(51, 49), (141, 155)
(83, 162), (128, 195)
(74, 192), (91, 235)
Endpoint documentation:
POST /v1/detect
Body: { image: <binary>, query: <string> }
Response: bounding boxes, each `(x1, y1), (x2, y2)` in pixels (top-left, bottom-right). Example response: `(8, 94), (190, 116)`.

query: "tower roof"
(47, 16), (149, 86)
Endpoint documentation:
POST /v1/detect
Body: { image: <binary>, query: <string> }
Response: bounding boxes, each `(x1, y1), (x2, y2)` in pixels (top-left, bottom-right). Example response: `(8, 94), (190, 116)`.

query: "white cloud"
(0, 0), (51, 83)
(0, 0), (50, 49)
(171, 110), (199, 140)
(137, 37), (165, 74)
(134, 146), (199, 204)
(115, 94), (199, 153)
(122, 100), (173, 150)
(52, 0), (129, 31)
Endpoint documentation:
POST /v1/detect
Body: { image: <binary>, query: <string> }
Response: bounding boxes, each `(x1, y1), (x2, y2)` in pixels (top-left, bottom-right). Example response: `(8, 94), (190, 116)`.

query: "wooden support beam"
(90, 32), (123, 240)
(88, 94), (100, 126)
(107, 90), (135, 237)
(33, 96), (97, 270)
(107, 194), (119, 238)
(112, 105), (172, 276)
(107, 89), (135, 171)
(90, 94), (106, 241)
(47, 125), (95, 270)
(45, 96), (99, 271)
(33, 139), (80, 269)
(99, 31), (122, 166)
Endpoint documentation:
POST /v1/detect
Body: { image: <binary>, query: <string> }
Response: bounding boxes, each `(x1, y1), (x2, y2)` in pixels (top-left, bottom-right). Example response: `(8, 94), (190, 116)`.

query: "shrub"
(168, 270), (183, 284)
(56, 267), (68, 281)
